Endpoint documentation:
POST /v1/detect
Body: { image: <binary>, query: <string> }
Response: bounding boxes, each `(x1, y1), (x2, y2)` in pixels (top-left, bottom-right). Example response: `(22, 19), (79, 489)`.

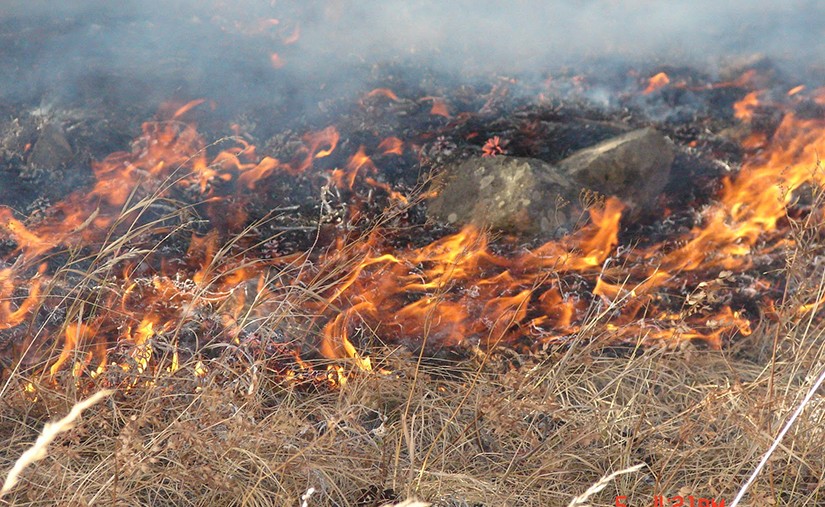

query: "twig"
(1, 389), (114, 497)
(729, 363), (825, 507)
(567, 464), (645, 507)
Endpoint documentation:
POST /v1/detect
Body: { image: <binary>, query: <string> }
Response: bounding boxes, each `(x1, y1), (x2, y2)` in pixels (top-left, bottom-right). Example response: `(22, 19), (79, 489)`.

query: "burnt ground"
(0, 54), (818, 372)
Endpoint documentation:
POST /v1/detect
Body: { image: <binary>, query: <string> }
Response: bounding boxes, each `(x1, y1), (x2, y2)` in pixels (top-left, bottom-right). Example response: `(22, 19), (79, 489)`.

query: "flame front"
(2, 78), (825, 385)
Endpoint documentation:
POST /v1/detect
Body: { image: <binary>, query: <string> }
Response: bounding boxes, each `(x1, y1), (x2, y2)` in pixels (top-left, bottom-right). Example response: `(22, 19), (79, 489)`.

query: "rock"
(427, 156), (575, 235)
(28, 123), (72, 170)
(428, 128), (675, 235)
(555, 127), (675, 210)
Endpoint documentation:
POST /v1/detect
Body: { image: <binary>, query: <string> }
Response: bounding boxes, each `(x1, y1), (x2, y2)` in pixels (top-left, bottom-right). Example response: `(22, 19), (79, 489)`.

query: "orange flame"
(7, 81), (825, 383)
(733, 91), (761, 122)
(378, 136), (404, 155)
(422, 97), (450, 118)
(270, 53), (285, 69)
(787, 84), (806, 97)
(365, 88), (401, 102)
(643, 72), (670, 94)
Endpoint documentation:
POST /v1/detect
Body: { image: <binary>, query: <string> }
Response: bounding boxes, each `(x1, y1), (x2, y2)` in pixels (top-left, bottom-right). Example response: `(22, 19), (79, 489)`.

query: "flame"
(281, 23), (301, 44)
(0, 264), (46, 329)
(172, 99), (206, 119)
(0, 208), (57, 257)
(378, 137), (404, 155)
(287, 126), (340, 174)
(320, 310), (373, 371)
(50, 321), (104, 377)
(365, 88), (401, 102)
(788, 85), (806, 97)
(238, 156), (280, 189)
(337, 145), (377, 190)
(6, 78), (825, 386)
(660, 111), (825, 274)
(270, 53), (285, 69)
(422, 97), (451, 118)
(125, 317), (157, 373)
(733, 91), (761, 122)
(643, 72), (670, 94)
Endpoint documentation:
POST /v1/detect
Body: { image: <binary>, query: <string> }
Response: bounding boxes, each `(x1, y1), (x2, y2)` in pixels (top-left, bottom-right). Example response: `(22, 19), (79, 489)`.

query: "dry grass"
(2, 147), (825, 506)
(1, 312), (823, 505)
(1, 389), (113, 496)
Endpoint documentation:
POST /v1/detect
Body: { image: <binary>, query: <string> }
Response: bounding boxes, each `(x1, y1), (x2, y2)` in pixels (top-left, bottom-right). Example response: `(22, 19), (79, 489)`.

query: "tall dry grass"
(1, 148), (824, 506)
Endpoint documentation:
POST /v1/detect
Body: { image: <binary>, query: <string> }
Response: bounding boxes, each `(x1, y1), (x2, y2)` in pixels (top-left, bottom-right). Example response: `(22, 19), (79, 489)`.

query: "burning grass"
(2, 180), (825, 504)
(1, 305), (824, 505)
(2, 69), (825, 504)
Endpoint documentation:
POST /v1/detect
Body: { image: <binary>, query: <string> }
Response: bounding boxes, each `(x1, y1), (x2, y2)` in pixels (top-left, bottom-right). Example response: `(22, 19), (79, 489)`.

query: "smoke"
(1, 0), (823, 111)
(305, 1), (825, 68)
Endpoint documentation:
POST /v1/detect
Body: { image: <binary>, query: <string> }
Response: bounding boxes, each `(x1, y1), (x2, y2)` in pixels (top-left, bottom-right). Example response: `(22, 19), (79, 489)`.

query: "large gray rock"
(428, 128), (675, 235)
(427, 156), (575, 235)
(555, 127), (675, 210)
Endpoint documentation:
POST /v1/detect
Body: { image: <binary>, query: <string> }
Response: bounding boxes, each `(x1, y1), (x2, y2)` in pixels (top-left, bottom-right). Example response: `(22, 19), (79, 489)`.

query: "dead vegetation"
(2, 72), (825, 506)
(1, 236), (824, 505)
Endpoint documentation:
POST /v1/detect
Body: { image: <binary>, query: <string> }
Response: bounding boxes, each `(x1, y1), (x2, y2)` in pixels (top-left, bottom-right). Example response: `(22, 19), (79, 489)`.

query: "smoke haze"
(1, 0), (823, 109)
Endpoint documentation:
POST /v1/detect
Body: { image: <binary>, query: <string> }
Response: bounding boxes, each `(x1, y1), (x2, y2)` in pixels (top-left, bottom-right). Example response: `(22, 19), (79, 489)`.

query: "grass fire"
(2, 1), (825, 506)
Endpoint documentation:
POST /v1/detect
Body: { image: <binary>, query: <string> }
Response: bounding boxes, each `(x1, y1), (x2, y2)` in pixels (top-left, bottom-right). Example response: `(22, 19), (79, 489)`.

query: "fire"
(365, 88), (401, 102)
(378, 137), (404, 155)
(4, 75), (825, 388)
(673, 111), (825, 268)
(481, 136), (507, 158)
(280, 23), (301, 45)
(733, 91), (760, 122)
(0, 264), (46, 329)
(288, 126), (340, 174)
(270, 53), (286, 69)
(787, 84), (805, 97)
(643, 72), (670, 94)
(338, 145), (377, 190)
(421, 97), (451, 118)
(49, 321), (104, 377)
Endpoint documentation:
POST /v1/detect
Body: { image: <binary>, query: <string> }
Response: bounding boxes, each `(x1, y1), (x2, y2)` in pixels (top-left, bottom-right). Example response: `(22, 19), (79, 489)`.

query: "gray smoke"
(1, 0), (823, 110)
(302, 1), (825, 70)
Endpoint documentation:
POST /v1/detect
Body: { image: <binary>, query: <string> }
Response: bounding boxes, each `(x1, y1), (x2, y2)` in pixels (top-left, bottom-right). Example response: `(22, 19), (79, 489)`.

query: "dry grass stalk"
(729, 363), (825, 507)
(2, 139), (825, 506)
(0, 389), (114, 497)
(566, 464), (644, 507)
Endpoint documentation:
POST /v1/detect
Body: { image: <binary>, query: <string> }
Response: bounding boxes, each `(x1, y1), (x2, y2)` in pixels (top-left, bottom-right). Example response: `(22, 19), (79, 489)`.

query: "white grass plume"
(1, 389), (114, 497)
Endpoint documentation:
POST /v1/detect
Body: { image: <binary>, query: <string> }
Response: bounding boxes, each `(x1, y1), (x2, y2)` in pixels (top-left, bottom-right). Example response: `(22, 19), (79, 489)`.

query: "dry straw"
(566, 463), (645, 507)
(729, 363), (825, 507)
(0, 389), (114, 497)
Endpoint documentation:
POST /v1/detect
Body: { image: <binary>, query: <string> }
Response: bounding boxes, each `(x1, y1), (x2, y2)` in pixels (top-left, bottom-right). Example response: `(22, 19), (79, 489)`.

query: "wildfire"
(365, 88), (401, 103)
(2, 73), (825, 390)
(481, 136), (507, 157)
(421, 96), (451, 118)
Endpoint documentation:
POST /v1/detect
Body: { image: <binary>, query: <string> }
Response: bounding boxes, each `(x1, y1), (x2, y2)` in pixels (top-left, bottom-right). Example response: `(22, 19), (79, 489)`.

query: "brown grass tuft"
(1, 153), (825, 506)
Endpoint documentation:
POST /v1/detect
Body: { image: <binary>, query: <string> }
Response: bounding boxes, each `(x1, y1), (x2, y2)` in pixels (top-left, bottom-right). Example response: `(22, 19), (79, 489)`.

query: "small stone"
(28, 123), (72, 170)
(427, 156), (575, 235)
